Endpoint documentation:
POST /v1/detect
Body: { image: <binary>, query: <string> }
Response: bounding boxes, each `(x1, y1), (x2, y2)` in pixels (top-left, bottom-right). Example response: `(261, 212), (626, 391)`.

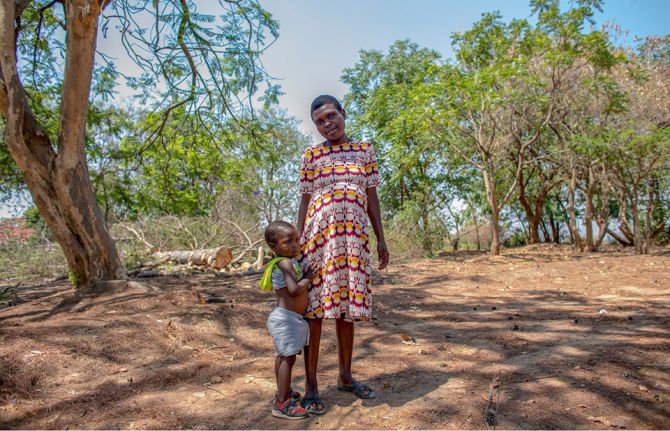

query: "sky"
(1, 0), (669, 218)
(98, 0), (670, 139)
(257, 0), (670, 137)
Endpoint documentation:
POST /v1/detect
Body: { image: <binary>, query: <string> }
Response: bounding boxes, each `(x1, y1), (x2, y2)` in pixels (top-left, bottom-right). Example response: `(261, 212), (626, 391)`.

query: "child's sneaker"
(275, 388), (301, 401)
(272, 397), (308, 420)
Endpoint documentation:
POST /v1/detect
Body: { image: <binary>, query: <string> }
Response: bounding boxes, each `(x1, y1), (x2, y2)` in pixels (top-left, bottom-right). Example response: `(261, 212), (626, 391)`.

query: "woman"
(297, 95), (389, 415)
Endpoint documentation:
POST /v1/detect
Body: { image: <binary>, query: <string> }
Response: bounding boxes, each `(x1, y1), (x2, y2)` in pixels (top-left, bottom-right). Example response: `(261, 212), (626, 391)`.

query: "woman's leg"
(335, 318), (355, 385)
(336, 318), (375, 398)
(303, 318), (322, 398)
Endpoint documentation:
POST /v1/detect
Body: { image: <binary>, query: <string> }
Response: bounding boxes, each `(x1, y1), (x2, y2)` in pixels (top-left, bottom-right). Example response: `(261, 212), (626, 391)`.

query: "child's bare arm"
(277, 260), (307, 297)
(297, 278), (310, 291)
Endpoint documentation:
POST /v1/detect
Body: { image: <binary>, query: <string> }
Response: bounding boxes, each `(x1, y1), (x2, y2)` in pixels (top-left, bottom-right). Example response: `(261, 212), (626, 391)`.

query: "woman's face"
(312, 103), (347, 144)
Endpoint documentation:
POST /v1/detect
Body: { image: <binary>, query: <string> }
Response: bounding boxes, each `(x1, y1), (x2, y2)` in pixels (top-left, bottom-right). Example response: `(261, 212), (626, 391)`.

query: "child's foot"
(275, 388), (301, 401)
(272, 397), (308, 420)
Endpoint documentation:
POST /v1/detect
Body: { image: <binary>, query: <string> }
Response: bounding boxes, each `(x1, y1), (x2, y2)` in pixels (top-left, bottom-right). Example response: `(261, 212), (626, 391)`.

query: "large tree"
(342, 40), (453, 252)
(0, 0), (278, 289)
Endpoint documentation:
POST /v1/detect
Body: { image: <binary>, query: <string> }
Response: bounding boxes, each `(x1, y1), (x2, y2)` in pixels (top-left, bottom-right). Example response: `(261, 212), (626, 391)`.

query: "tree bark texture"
(517, 168), (555, 245)
(616, 196), (635, 244)
(0, 0), (125, 290)
(567, 165), (584, 252)
(606, 228), (632, 246)
(548, 209), (560, 244)
(483, 165), (503, 256)
(584, 165), (596, 251)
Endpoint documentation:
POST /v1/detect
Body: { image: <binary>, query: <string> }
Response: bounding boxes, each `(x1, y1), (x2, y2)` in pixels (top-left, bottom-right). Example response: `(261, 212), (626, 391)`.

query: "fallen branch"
(230, 239), (264, 265)
(485, 374), (500, 429)
(154, 246), (233, 269)
(118, 223), (155, 252)
(127, 256), (171, 275)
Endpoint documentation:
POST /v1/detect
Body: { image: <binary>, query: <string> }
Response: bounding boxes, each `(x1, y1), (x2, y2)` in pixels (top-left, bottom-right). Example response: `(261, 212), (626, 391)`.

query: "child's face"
(271, 228), (302, 258)
(312, 103), (346, 142)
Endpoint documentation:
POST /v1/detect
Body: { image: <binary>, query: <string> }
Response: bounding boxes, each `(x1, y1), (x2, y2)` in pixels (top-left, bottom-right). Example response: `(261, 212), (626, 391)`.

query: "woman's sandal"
(337, 381), (377, 399)
(302, 396), (326, 415)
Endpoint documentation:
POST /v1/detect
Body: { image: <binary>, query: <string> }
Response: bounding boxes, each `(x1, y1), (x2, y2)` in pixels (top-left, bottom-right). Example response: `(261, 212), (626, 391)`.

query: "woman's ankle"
(338, 373), (354, 386)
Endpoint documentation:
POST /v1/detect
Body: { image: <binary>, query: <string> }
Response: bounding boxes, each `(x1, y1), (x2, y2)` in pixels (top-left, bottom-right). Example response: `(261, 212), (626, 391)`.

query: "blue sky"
(256, 0), (670, 137)
(99, 0), (670, 138)
(1, 0), (668, 218)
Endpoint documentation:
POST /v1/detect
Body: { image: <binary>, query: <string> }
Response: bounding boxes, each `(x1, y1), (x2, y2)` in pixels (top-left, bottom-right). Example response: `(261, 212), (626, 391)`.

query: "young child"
(261, 220), (311, 420)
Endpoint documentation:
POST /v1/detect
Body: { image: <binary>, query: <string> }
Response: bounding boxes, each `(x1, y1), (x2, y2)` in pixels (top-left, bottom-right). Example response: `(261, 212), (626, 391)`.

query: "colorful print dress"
(299, 141), (380, 321)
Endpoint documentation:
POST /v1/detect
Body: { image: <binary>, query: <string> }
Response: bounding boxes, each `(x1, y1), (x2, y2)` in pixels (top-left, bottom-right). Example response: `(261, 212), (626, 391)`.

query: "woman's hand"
(303, 267), (313, 281)
(377, 240), (389, 270)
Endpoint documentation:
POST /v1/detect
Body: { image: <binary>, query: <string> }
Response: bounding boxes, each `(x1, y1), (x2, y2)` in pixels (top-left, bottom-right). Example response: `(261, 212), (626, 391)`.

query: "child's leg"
(275, 356), (281, 390)
(276, 354), (296, 402)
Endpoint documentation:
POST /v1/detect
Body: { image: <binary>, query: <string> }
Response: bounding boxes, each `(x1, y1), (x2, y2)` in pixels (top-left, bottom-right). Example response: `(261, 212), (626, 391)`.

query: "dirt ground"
(1, 244), (669, 429)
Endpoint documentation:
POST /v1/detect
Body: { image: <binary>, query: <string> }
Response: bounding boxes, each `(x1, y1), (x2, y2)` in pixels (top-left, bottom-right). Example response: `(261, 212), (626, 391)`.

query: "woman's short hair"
(310, 95), (343, 116)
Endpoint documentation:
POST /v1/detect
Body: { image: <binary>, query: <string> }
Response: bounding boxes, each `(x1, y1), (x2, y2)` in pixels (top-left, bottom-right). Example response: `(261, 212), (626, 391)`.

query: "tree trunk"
(643, 178), (656, 253)
(617, 196), (635, 244)
(558, 196), (573, 244)
(483, 167), (501, 256)
(567, 166), (584, 252)
(468, 201), (481, 251)
(419, 206), (432, 254)
(0, 0), (125, 290)
(539, 221), (550, 243)
(548, 210), (560, 244)
(445, 204), (460, 252)
(593, 166), (611, 251)
(490, 208), (501, 255)
(606, 228), (632, 246)
(518, 171), (542, 244)
(584, 165), (596, 252)
(631, 186), (645, 254)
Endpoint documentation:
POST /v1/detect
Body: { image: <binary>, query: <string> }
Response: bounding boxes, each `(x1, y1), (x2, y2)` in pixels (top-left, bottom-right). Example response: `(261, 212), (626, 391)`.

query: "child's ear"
(341, 109), (346, 119)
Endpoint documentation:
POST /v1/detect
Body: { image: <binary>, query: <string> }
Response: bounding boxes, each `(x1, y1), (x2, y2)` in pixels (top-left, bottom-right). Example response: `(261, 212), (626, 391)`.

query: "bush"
(504, 231), (528, 248)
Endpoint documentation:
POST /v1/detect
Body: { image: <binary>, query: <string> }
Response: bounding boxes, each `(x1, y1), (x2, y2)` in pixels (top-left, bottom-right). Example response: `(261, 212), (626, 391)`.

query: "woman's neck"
(323, 135), (351, 146)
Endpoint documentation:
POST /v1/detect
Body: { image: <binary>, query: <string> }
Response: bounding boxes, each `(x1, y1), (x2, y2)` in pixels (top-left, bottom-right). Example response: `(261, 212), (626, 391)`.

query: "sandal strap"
(303, 396), (324, 408)
(356, 383), (372, 394)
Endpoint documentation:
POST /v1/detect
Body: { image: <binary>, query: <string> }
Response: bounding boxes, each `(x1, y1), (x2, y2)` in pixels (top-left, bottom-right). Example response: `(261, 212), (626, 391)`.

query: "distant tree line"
(342, 0), (669, 255)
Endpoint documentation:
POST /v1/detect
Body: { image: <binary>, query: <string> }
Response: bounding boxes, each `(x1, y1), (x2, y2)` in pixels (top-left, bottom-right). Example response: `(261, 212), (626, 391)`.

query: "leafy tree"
(342, 40), (451, 252)
(245, 108), (311, 224)
(430, 12), (551, 255)
(0, 0), (278, 289)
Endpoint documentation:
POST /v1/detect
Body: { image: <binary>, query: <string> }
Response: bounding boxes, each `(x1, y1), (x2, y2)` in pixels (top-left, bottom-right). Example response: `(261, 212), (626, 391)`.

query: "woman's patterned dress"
(299, 141), (380, 321)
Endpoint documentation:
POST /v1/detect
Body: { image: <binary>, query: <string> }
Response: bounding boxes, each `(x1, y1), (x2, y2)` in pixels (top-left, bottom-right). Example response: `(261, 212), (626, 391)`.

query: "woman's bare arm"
(297, 193), (311, 236)
(366, 187), (389, 270)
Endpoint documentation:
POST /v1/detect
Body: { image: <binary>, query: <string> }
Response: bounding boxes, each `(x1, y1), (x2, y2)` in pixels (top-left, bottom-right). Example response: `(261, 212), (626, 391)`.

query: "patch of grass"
(0, 241), (67, 285)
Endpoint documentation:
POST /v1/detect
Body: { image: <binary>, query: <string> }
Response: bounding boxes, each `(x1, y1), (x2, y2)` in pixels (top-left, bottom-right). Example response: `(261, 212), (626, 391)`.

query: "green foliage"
(342, 40), (456, 253)
(2, 0), (668, 264)
(341, 0), (669, 253)
(0, 241), (67, 285)
(505, 231), (529, 248)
